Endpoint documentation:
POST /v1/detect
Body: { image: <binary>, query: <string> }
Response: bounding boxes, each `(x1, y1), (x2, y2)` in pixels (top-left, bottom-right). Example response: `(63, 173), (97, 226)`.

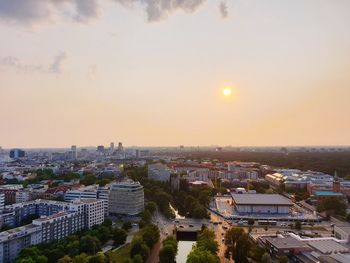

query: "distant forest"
(185, 151), (350, 177)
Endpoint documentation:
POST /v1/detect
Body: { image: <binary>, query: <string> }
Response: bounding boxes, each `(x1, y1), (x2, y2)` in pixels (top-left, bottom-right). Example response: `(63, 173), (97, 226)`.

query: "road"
(209, 211), (233, 263)
(146, 210), (175, 263)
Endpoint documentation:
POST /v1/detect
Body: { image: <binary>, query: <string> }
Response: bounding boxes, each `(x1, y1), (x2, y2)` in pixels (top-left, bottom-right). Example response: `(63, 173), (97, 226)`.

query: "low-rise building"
(148, 163), (172, 182)
(334, 225), (350, 242)
(231, 193), (293, 214)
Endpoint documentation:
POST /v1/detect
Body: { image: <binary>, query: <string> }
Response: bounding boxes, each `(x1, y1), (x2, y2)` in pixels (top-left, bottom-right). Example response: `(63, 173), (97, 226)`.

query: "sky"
(0, 0), (350, 148)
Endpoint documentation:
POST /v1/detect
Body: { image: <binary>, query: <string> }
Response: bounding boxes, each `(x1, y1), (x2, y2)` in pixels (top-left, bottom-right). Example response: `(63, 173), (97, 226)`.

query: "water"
(169, 203), (185, 219)
(170, 204), (194, 262)
(176, 241), (195, 263)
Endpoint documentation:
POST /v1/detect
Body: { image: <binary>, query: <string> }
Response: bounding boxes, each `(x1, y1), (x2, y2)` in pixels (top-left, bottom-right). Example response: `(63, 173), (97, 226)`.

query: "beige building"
(108, 180), (144, 216)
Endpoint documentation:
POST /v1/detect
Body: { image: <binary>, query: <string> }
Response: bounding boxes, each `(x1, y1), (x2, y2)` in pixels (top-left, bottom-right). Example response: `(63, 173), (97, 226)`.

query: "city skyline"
(1, 0), (350, 148)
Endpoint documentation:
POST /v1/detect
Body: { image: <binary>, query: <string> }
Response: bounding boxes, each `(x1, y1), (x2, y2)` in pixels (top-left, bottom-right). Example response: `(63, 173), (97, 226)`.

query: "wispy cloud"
(219, 1), (228, 19)
(0, 0), (220, 26)
(0, 0), (100, 26)
(115, 0), (207, 22)
(0, 52), (67, 74)
(49, 52), (67, 74)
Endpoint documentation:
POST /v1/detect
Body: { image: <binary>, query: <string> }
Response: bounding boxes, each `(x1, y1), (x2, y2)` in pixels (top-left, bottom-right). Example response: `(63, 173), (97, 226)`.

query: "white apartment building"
(15, 190), (31, 203)
(69, 199), (105, 229)
(0, 194), (4, 213)
(64, 185), (109, 215)
(108, 180), (144, 216)
(0, 224), (42, 263)
(32, 211), (84, 243)
(148, 163), (172, 182)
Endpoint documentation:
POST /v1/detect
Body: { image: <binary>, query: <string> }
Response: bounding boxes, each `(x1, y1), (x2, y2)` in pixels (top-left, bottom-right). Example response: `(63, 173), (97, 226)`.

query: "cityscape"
(1, 1), (350, 263)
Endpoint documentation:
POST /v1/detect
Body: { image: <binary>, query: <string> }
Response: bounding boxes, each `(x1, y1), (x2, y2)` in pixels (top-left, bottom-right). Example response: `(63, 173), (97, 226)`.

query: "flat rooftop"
(335, 225), (350, 234)
(231, 193), (293, 206)
(314, 191), (343, 197)
(264, 236), (311, 250)
(307, 240), (349, 254)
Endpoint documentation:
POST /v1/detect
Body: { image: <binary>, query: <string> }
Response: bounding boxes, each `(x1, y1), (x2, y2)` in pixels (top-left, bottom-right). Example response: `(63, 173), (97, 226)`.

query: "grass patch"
(110, 243), (131, 262)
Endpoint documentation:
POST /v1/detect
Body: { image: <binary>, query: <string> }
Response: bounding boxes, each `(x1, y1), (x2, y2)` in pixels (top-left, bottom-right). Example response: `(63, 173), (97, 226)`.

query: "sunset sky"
(1, 0), (350, 148)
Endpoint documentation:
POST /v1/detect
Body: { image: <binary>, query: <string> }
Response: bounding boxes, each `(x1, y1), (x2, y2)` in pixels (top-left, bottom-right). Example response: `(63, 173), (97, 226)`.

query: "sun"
(223, 87), (232, 96)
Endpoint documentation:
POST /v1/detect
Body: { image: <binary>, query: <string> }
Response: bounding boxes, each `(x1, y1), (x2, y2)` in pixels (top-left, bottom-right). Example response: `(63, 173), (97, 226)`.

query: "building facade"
(108, 180), (144, 216)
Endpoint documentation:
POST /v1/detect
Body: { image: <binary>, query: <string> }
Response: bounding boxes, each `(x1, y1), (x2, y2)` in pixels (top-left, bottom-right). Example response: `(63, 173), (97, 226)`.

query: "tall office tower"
(110, 142), (115, 152)
(108, 180), (144, 216)
(9, 149), (25, 159)
(71, 145), (77, 159)
(117, 142), (123, 152)
(97, 145), (105, 152)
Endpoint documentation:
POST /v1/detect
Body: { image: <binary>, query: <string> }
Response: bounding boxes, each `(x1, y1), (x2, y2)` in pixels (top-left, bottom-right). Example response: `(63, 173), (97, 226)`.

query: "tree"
(141, 224), (160, 248)
(160, 245), (177, 263)
(159, 237), (178, 263)
(58, 256), (73, 263)
(122, 221), (133, 232)
(103, 218), (112, 227)
(186, 248), (219, 263)
(248, 219), (255, 226)
(96, 225), (112, 244)
(72, 253), (89, 263)
(141, 210), (152, 223)
(224, 227), (244, 247)
(80, 235), (101, 255)
(197, 229), (218, 254)
(261, 253), (272, 263)
(294, 221), (302, 230)
(16, 259), (36, 263)
(80, 174), (97, 186)
(278, 256), (289, 263)
(113, 228), (127, 247)
(233, 234), (251, 263)
(250, 244), (266, 263)
(130, 236), (150, 261)
(98, 178), (110, 187)
(88, 253), (106, 263)
(47, 248), (65, 263)
(317, 196), (347, 216)
(145, 201), (157, 214)
(66, 240), (80, 256)
(132, 255), (143, 263)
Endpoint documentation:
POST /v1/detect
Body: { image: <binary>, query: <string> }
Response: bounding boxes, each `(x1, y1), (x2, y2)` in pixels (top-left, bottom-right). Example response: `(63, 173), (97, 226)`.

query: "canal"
(170, 204), (196, 263)
(176, 241), (195, 263)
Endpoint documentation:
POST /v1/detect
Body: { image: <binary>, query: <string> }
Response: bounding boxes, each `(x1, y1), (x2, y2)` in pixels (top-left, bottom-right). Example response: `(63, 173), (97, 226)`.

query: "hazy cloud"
(49, 52), (67, 74)
(219, 1), (228, 18)
(114, 0), (206, 22)
(0, 0), (100, 26)
(74, 0), (101, 22)
(0, 52), (67, 74)
(0, 0), (212, 25)
(0, 56), (44, 72)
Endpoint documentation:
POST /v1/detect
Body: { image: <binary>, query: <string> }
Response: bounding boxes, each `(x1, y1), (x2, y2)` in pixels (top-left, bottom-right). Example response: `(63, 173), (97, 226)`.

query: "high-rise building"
(71, 145), (77, 159)
(110, 142), (115, 152)
(108, 180), (144, 216)
(9, 149), (25, 159)
(97, 145), (105, 154)
(117, 142), (123, 152)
